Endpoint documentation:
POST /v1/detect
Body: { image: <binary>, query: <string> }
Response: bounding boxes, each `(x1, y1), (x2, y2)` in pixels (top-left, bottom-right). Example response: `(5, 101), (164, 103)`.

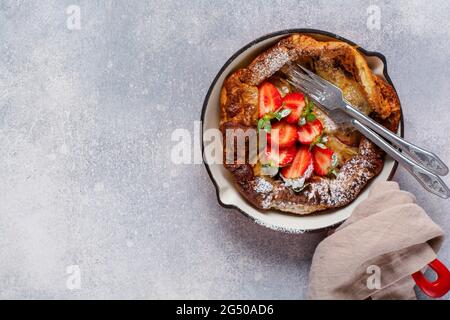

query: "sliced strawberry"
(297, 119), (323, 144)
(282, 92), (305, 124)
(258, 82), (282, 118)
(265, 145), (296, 167)
(267, 121), (297, 148)
(281, 146), (313, 179)
(312, 146), (334, 176)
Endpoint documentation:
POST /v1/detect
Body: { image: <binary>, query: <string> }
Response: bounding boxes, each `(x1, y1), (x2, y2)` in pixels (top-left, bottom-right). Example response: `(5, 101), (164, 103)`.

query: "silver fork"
(285, 64), (450, 199)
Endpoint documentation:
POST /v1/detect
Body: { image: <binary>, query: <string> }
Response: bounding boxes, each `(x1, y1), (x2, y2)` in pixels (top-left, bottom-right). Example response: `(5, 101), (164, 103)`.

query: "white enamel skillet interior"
(201, 29), (403, 233)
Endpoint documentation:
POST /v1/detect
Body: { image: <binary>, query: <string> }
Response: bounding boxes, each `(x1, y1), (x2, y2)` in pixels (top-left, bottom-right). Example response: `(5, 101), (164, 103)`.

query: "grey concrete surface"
(0, 0), (449, 299)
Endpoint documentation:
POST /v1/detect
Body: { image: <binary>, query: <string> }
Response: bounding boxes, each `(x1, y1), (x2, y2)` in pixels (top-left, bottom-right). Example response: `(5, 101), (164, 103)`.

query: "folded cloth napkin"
(308, 181), (445, 300)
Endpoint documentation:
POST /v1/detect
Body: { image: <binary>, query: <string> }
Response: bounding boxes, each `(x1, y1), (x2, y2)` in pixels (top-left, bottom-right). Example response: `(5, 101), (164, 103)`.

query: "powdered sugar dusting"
(253, 152), (379, 211)
(250, 47), (290, 85)
(304, 156), (375, 206)
(254, 177), (273, 193)
(261, 193), (274, 209)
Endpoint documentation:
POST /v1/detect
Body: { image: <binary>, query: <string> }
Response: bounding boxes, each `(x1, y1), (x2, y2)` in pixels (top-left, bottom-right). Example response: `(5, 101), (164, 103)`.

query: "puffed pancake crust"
(220, 34), (401, 215)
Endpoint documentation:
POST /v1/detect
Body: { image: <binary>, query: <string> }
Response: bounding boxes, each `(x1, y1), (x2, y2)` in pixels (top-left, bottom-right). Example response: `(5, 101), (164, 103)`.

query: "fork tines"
(285, 64), (326, 103)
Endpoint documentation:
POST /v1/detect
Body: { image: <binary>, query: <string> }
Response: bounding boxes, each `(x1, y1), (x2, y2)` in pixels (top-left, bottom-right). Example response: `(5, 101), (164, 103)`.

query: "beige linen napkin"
(308, 181), (445, 300)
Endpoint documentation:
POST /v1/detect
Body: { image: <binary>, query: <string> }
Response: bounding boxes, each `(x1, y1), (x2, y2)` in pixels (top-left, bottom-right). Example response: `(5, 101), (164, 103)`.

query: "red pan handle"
(412, 259), (450, 298)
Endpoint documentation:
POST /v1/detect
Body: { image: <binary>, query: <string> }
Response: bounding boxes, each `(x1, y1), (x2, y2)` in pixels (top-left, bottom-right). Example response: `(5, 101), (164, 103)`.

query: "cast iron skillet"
(201, 29), (403, 233)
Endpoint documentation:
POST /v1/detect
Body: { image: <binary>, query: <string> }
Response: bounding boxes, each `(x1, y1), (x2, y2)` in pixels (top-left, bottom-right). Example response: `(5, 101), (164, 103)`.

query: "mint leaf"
(273, 108), (292, 121)
(308, 99), (314, 110)
(257, 118), (265, 131)
(306, 113), (316, 122)
(302, 99), (314, 116)
(273, 112), (283, 121)
(258, 118), (272, 133)
(279, 108), (292, 117)
(331, 153), (339, 167)
(259, 107), (292, 133)
(263, 120), (271, 133)
(300, 97), (316, 124)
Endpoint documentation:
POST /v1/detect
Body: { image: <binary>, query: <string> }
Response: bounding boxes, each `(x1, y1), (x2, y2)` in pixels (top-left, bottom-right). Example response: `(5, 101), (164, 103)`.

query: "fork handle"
(352, 119), (450, 199)
(343, 102), (449, 176)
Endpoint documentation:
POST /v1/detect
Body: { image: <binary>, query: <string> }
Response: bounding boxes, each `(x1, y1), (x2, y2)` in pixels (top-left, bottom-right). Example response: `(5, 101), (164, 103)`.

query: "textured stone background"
(0, 0), (449, 299)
